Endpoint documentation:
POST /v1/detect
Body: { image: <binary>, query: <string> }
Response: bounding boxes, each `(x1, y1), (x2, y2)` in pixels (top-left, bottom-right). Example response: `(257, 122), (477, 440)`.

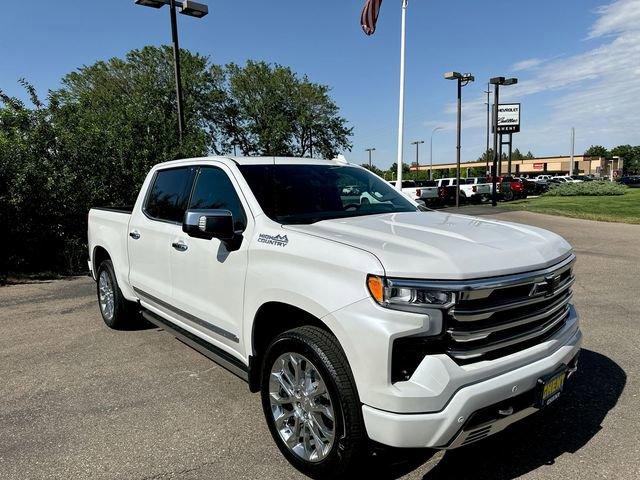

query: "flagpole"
(395, 0), (408, 189)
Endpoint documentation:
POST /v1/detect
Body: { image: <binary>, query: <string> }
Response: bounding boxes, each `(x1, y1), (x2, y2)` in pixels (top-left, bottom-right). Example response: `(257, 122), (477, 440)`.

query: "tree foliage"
(0, 46), (352, 275)
(215, 61), (352, 158)
(584, 145), (610, 158)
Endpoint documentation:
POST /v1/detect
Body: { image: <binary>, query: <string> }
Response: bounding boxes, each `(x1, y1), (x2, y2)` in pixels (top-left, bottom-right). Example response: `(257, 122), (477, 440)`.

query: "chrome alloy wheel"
(269, 352), (336, 462)
(98, 270), (115, 321)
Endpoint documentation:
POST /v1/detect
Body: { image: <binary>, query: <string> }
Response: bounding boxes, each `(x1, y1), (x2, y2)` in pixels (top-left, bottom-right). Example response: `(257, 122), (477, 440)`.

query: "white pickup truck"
(437, 177), (492, 203)
(389, 179), (440, 206)
(88, 156), (581, 478)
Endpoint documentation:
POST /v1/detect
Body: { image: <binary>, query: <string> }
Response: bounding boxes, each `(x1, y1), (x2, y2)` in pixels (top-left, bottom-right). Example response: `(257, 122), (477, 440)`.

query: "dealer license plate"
(537, 369), (566, 407)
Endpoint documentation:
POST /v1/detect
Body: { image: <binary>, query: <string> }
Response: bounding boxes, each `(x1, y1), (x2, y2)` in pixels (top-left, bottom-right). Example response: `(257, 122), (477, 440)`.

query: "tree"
(361, 163), (385, 177)
(0, 47), (354, 275)
(215, 61), (352, 159)
(611, 145), (640, 175)
(525, 151), (535, 159)
(584, 145), (610, 158)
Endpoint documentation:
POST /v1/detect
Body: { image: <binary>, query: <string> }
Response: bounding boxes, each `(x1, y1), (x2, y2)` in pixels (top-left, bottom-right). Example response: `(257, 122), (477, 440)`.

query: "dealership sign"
(496, 103), (521, 133)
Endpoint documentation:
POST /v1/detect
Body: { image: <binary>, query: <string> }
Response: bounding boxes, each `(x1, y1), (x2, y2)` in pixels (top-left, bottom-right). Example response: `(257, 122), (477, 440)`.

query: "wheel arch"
(248, 301), (333, 392)
(92, 245), (112, 279)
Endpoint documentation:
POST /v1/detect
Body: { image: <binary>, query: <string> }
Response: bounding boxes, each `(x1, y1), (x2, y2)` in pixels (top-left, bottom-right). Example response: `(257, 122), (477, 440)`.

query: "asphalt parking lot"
(1, 208), (639, 480)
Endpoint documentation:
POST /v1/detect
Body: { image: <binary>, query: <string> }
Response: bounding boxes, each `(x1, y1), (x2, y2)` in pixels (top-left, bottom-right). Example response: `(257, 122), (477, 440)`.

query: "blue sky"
(2, 0), (639, 168)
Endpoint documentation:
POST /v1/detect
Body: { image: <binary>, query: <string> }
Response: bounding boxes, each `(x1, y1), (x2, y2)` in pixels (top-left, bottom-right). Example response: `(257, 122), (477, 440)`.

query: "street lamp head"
(444, 71), (462, 80)
(181, 0), (209, 17)
(504, 77), (518, 86)
(461, 73), (475, 86)
(411, 140), (425, 145)
(490, 76), (506, 85)
(135, 0), (165, 8)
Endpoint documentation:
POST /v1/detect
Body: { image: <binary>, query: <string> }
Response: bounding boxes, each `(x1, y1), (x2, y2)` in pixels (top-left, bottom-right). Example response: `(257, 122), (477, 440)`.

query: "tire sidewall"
(96, 260), (120, 328)
(260, 333), (351, 478)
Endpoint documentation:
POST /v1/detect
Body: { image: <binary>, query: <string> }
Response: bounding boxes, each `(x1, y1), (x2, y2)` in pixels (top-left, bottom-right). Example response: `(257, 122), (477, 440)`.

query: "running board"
(141, 309), (249, 383)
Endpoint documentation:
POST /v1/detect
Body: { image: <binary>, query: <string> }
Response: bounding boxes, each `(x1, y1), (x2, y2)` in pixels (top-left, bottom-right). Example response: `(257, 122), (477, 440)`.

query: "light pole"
(489, 76), (518, 206)
(445, 72), (475, 208)
(365, 148), (376, 168)
(135, 0), (209, 143)
(410, 140), (424, 178)
(395, 0), (409, 189)
(430, 126), (444, 181)
(484, 84), (492, 175)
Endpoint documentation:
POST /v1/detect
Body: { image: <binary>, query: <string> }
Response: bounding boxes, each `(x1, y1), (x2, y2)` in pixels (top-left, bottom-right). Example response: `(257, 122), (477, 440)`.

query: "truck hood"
(286, 211), (572, 279)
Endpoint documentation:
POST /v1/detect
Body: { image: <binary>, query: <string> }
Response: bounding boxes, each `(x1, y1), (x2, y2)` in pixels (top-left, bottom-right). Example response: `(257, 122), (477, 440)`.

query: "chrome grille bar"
(448, 306), (571, 361)
(451, 276), (575, 322)
(448, 291), (573, 343)
(441, 255), (576, 363)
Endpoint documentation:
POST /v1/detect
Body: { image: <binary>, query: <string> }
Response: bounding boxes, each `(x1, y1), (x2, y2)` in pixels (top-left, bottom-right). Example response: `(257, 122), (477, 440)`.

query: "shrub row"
(544, 181), (628, 197)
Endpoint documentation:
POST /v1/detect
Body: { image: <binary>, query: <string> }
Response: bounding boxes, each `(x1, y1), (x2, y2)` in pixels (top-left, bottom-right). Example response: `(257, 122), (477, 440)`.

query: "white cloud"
(511, 58), (545, 71)
(588, 0), (640, 39)
(430, 0), (640, 158)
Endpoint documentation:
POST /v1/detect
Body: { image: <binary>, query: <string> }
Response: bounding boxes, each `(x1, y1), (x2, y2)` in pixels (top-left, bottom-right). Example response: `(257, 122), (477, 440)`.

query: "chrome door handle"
(171, 241), (188, 252)
(129, 230), (141, 240)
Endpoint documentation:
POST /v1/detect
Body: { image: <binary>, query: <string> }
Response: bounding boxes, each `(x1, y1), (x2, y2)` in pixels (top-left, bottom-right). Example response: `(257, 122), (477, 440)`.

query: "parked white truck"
(437, 177), (492, 203)
(88, 156), (581, 478)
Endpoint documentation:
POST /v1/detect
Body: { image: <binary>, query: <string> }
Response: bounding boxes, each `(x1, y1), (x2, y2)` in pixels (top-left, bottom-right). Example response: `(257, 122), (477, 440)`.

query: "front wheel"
(261, 326), (366, 479)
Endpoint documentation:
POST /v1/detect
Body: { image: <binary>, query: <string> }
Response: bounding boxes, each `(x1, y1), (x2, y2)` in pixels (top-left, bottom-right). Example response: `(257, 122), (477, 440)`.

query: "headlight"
(367, 275), (455, 313)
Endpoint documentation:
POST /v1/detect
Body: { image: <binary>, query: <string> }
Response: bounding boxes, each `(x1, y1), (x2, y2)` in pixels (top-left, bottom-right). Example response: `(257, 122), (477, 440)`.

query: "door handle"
(171, 241), (188, 252)
(129, 230), (141, 240)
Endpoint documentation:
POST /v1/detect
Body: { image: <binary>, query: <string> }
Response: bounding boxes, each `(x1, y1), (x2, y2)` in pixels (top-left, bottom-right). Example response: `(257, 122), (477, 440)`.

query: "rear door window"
(145, 167), (195, 223)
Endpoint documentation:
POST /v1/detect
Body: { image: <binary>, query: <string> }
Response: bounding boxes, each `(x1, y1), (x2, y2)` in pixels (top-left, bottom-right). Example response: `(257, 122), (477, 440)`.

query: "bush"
(544, 181), (628, 197)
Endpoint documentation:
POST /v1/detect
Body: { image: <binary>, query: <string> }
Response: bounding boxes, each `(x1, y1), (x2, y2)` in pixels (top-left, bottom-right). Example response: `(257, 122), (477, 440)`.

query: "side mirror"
(183, 209), (235, 241)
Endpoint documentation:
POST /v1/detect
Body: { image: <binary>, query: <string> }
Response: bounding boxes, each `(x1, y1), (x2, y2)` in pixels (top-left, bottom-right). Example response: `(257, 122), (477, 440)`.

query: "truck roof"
(154, 155), (352, 168)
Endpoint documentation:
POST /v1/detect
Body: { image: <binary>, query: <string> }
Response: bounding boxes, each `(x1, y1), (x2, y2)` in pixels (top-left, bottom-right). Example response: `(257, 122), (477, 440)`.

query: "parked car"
(342, 185), (361, 195)
(463, 177), (493, 203)
(516, 177), (549, 196)
(535, 174), (552, 181)
(435, 178), (489, 204)
(618, 176), (640, 187)
(552, 176), (582, 183)
(570, 175), (593, 182)
(487, 176), (526, 201)
(88, 156), (581, 477)
(414, 180), (441, 206)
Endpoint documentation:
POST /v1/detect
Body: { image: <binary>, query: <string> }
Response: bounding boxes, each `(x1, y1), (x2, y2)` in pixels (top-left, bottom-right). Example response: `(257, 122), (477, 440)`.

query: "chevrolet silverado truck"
(88, 156), (581, 479)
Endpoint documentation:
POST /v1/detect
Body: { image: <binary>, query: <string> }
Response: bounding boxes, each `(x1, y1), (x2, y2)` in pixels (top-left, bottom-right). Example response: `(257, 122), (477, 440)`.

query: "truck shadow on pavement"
(359, 349), (625, 479)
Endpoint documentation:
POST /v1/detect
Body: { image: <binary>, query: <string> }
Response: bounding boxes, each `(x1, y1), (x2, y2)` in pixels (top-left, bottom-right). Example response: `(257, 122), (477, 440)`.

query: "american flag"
(361, 0), (383, 36)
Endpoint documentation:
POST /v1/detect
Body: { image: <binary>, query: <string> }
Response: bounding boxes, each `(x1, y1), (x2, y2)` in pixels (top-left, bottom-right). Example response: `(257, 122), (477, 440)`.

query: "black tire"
(260, 326), (366, 479)
(503, 190), (514, 202)
(96, 259), (138, 329)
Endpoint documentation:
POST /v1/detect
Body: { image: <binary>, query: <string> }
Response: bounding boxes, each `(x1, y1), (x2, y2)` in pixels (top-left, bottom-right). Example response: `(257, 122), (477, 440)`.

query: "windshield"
(238, 164), (417, 225)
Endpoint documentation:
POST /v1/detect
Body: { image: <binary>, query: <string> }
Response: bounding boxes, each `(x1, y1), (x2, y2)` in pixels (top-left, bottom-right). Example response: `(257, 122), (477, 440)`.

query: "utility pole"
(410, 140), (424, 178)
(445, 72), (475, 207)
(430, 126), (444, 181)
(365, 148), (376, 168)
(395, 0), (409, 189)
(570, 127), (575, 176)
(485, 84), (491, 175)
(135, 0), (209, 143)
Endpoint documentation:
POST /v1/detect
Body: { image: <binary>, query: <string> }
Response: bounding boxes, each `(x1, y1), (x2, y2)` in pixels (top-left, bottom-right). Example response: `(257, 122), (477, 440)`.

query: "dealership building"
(410, 155), (623, 178)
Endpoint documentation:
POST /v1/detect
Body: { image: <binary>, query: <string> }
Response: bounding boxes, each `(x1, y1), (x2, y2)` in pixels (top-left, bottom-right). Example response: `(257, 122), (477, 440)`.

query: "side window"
(145, 167), (195, 222)
(189, 167), (247, 231)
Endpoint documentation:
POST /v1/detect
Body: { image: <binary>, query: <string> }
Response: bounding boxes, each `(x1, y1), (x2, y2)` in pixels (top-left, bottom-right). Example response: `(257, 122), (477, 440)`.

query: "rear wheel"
(503, 189), (514, 202)
(261, 326), (366, 479)
(96, 259), (138, 329)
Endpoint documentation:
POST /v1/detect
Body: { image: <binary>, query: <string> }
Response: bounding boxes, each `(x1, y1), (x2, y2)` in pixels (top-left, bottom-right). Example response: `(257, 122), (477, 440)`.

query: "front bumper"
(361, 327), (582, 448)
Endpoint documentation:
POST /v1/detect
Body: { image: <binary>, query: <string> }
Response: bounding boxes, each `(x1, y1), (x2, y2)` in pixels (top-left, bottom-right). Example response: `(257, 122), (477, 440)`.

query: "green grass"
(502, 188), (640, 224)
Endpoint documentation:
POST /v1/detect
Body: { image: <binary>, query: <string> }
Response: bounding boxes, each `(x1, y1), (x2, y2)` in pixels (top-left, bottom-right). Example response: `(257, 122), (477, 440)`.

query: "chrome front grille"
(444, 254), (576, 363)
